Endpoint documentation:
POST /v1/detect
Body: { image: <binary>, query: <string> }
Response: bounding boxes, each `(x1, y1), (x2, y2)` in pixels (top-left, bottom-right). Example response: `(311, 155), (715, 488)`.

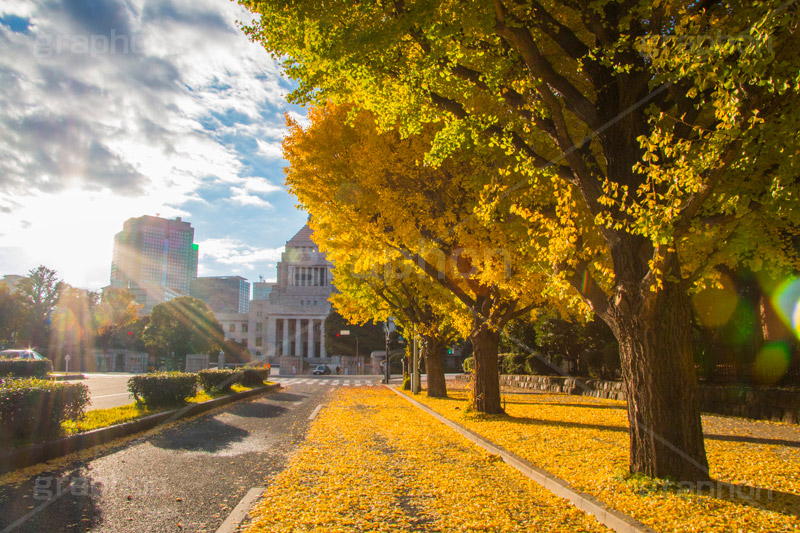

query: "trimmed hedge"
(0, 378), (90, 447)
(127, 372), (197, 408)
(0, 359), (53, 378)
(238, 367), (269, 387)
(198, 369), (239, 393)
(462, 357), (474, 373)
(197, 367), (270, 393)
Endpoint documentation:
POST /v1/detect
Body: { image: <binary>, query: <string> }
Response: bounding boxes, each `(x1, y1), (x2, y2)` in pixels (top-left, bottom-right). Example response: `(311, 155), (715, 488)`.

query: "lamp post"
(383, 318), (394, 384)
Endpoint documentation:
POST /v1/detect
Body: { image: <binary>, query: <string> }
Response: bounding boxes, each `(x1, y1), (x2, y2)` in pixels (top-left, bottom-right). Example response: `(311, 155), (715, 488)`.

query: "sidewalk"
(408, 382), (800, 532)
(241, 386), (609, 532)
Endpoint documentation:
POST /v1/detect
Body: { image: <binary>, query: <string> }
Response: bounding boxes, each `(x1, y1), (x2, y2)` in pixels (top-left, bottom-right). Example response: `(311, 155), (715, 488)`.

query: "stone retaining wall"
(453, 374), (800, 424)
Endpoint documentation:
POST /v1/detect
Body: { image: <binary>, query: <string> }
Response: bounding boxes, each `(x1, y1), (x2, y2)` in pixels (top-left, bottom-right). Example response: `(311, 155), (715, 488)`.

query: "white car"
(0, 349), (46, 360)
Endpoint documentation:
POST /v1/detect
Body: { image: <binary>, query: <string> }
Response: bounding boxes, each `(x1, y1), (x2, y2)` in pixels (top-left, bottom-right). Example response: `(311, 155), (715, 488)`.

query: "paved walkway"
(0, 383), (336, 532)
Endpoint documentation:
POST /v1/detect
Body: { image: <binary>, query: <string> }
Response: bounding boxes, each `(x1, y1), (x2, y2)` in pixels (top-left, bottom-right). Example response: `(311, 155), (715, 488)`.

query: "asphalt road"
(0, 377), (380, 533)
(81, 373), (136, 411)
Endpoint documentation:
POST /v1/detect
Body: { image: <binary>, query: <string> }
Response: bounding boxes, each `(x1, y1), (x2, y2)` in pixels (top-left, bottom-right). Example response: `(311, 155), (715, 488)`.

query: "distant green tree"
(109, 316), (149, 352)
(0, 283), (22, 347)
(221, 339), (251, 365)
(16, 266), (65, 351)
(50, 287), (98, 371)
(142, 297), (224, 371)
(534, 312), (619, 379)
(323, 309), (385, 358)
(94, 287), (140, 355)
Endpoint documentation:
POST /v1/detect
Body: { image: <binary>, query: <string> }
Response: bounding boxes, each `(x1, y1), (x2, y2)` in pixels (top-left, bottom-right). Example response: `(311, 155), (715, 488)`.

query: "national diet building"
(249, 223), (334, 372)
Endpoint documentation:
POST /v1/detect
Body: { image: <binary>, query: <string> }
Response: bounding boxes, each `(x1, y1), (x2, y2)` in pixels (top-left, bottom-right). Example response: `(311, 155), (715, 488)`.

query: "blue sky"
(0, 0), (309, 290)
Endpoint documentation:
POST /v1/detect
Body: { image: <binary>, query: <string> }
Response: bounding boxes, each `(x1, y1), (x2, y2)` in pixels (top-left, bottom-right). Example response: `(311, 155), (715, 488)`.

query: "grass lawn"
(62, 382), (267, 435)
(407, 386), (800, 532)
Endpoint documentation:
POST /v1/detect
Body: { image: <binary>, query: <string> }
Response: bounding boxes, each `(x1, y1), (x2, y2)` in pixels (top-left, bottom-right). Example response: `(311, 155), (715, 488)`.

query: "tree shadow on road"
(265, 392), (307, 403)
(149, 418), (249, 453)
(229, 401), (289, 419)
(0, 466), (105, 532)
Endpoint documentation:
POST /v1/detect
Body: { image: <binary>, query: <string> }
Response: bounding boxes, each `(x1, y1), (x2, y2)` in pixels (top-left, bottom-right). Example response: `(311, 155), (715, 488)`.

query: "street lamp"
(383, 318), (395, 384)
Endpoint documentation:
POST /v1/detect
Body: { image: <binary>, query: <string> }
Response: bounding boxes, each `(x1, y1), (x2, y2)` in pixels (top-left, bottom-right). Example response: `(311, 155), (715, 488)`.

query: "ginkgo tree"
(330, 254), (461, 398)
(243, 0), (800, 481)
(283, 103), (549, 411)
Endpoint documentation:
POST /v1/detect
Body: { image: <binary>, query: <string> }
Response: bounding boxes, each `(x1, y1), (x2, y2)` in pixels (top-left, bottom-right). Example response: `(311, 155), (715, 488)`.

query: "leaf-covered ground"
(410, 386), (800, 532)
(244, 386), (608, 532)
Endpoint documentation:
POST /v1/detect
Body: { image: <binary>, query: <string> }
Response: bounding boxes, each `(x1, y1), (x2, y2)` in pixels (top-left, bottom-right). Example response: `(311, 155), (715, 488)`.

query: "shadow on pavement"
(0, 466), (105, 532)
(267, 392), (307, 403)
(229, 401), (289, 419)
(149, 418), (249, 453)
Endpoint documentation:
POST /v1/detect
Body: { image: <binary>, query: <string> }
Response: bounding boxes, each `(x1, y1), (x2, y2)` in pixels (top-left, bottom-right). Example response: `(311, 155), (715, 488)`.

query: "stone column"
(320, 320), (327, 358)
(267, 317), (277, 357)
(308, 318), (315, 359)
(295, 318), (302, 357)
(282, 318), (289, 356)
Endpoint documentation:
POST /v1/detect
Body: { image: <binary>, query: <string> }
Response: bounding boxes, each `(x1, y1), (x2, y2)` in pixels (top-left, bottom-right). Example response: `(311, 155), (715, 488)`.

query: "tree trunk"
(613, 266), (710, 483)
(420, 335), (448, 398)
(470, 322), (502, 413)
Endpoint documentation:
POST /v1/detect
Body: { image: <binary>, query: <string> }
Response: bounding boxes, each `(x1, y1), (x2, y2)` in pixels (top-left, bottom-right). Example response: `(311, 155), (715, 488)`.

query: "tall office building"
(252, 280), (273, 300)
(190, 276), (250, 314)
(110, 215), (199, 313)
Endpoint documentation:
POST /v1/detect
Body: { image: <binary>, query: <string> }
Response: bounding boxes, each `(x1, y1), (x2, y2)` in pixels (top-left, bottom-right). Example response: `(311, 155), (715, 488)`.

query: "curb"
(49, 374), (86, 381)
(387, 386), (656, 533)
(0, 383), (280, 475)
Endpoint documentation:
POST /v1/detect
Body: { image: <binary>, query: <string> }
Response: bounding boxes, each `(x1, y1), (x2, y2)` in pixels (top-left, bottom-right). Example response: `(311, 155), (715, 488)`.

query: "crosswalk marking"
(274, 377), (379, 388)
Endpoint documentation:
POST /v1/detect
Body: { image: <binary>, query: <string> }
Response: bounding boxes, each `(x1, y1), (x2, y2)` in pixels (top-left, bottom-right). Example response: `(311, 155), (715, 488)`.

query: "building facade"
(110, 215), (198, 313)
(190, 276), (250, 314)
(248, 224), (333, 365)
(252, 281), (272, 301)
(217, 312), (251, 348)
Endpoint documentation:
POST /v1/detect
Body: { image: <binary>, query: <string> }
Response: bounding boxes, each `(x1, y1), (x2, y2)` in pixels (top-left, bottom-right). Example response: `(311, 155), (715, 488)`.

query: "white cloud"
(241, 177), (281, 194)
(229, 187), (273, 208)
(256, 138), (283, 159)
(198, 238), (283, 268)
(0, 0), (307, 288)
(286, 110), (310, 128)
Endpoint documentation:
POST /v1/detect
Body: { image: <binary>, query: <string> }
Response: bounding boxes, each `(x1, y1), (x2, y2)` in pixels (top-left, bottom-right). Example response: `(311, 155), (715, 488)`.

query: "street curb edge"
(386, 386), (657, 533)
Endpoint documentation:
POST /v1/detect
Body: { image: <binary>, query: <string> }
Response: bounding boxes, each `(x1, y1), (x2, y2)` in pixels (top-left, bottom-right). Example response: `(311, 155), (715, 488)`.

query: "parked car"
(312, 364), (331, 375)
(0, 349), (46, 360)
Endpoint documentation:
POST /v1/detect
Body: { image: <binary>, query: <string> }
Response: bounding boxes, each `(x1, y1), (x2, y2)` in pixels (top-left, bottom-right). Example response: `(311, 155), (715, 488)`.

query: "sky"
(0, 0), (310, 291)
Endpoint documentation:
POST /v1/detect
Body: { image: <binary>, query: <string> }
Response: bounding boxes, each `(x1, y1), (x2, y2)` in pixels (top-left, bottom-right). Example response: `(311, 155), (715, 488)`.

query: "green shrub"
(0, 378), (90, 447)
(127, 372), (197, 407)
(524, 353), (556, 375)
(501, 353), (527, 375)
(462, 357), (474, 373)
(0, 358), (53, 378)
(402, 375), (411, 390)
(238, 367), (269, 387)
(197, 369), (239, 393)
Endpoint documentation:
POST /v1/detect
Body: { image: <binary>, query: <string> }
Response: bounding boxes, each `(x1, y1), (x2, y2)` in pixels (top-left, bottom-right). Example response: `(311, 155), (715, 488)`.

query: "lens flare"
(770, 277), (800, 339)
(691, 284), (739, 328)
(753, 341), (792, 386)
